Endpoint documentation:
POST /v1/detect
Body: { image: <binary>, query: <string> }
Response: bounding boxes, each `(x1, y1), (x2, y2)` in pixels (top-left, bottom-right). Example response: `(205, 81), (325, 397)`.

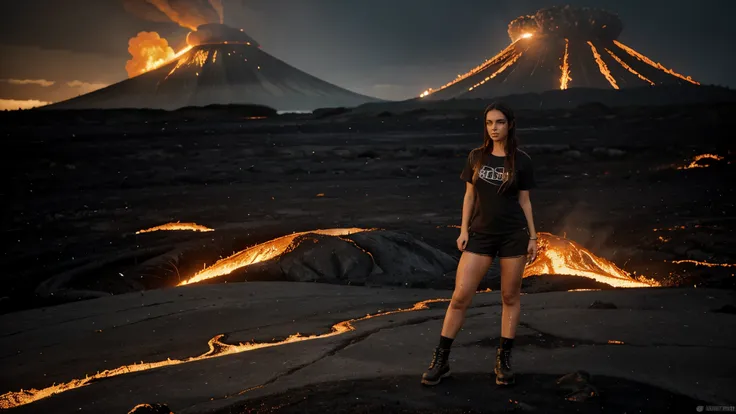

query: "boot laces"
(429, 347), (445, 369)
(500, 349), (512, 370)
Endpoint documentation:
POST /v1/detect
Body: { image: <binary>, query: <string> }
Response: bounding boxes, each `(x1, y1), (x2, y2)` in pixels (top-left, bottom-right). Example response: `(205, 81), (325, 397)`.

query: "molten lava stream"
(676, 153), (725, 170)
(136, 221), (214, 234)
(559, 38), (572, 89)
(422, 39), (521, 97)
(0, 298), (449, 410)
(613, 40), (699, 85)
(178, 228), (371, 285)
(523, 233), (659, 288)
(587, 41), (619, 89)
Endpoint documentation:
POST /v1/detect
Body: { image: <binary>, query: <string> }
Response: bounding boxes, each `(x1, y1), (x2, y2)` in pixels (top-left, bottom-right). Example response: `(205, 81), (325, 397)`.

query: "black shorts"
(464, 227), (529, 258)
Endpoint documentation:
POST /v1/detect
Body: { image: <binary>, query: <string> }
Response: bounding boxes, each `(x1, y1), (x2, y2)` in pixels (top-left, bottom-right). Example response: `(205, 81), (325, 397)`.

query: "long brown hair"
(471, 102), (518, 193)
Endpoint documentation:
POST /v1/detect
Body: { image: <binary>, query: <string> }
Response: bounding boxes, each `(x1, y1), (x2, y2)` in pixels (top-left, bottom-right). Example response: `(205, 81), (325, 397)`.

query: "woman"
(421, 102), (538, 387)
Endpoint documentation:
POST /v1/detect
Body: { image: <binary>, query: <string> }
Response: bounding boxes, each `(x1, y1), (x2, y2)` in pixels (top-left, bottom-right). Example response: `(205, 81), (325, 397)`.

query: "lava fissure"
(229, 313), (451, 401)
(0, 297), (449, 409)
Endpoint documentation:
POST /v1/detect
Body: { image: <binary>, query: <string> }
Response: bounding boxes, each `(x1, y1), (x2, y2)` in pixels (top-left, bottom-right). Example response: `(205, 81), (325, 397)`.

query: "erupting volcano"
(49, 22), (379, 111)
(420, 5), (699, 100)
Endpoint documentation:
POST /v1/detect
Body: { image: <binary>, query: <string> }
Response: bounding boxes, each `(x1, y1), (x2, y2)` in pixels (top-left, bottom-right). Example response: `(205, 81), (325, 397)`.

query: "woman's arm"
(518, 190), (537, 238)
(460, 183), (475, 233)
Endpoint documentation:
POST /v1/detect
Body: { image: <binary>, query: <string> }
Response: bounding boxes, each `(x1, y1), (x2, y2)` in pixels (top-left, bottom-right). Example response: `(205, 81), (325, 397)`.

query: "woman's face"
(485, 109), (509, 142)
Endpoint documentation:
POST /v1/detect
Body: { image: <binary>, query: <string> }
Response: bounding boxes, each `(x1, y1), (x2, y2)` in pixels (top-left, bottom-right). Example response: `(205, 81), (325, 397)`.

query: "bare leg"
(499, 255), (526, 338)
(440, 252), (493, 338)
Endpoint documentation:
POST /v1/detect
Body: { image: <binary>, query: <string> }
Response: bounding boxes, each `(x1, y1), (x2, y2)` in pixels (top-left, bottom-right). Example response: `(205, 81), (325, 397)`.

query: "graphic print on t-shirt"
(478, 165), (506, 186)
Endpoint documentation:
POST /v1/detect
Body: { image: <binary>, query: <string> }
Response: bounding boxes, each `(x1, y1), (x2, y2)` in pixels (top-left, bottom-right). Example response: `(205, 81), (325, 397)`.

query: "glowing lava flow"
(559, 38), (572, 90)
(524, 233), (659, 287)
(677, 153), (725, 170)
(419, 39), (520, 97)
(671, 260), (735, 268)
(163, 45), (207, 80)
(178, 228), (372, 285)
(605, 48), (654, 86)
(468, 52), (524, 91)
(613, 40), (699, 85)
(136, 222), (214, 234)
(0, 298), (449, 410)
(587, 41), (619, 89)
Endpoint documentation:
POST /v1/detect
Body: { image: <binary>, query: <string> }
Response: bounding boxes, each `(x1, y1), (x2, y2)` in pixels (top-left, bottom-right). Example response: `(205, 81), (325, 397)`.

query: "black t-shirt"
(460, 148), (536, 235)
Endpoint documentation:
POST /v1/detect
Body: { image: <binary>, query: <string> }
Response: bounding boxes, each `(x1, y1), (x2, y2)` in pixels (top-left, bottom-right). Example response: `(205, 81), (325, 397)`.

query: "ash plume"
(125, 31), (176, 78)
(508, 5), (623, 41)
(507, 15), (538, 42)
(186, 23), (259, 46)
(123, 0), (224, 31)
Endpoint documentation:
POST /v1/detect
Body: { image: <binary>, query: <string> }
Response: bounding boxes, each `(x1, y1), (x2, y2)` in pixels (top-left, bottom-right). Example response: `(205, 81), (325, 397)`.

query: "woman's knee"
(450, 291), (473, 310)
(501, 290), (519, 306)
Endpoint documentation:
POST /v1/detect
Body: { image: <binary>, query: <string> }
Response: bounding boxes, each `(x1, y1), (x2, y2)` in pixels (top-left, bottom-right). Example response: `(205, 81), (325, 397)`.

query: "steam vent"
(50, 23), (380, 111)
(420, 5), (700, 100)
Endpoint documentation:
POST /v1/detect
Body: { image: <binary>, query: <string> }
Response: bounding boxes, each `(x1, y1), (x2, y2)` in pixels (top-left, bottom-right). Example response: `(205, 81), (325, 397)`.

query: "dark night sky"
(0, 0), (734, 108)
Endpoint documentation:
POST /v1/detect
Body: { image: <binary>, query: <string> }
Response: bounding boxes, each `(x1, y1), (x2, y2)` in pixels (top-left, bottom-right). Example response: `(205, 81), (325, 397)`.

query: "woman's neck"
(491, 141), (507, 156)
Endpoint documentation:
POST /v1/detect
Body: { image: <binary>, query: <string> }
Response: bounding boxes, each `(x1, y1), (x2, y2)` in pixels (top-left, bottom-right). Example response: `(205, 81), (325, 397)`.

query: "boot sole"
(420, 371), (451, 386)
(495, 375), (515, 386)
(494, 368), (515, 386)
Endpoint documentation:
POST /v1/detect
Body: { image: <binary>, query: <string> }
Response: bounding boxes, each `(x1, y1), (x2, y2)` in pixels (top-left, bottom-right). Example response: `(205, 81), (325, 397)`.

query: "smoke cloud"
(125, 31), (176, 78)
(507, 15), (538, 42)
(67, 81), (110, 94)
(508, 5), (623, 42)
(1, 78), (55, 87)
(123, 0), (224, 30)
(186, 23), (259, 46)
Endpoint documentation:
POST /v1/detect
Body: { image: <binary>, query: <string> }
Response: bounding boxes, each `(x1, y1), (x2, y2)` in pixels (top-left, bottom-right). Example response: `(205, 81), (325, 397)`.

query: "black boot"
(421, 346), (451, 386)
(494, 347), (515, 385)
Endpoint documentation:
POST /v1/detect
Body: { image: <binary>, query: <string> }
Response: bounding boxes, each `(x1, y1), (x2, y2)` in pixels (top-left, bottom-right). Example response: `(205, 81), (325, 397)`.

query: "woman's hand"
(457, 230), (469, 251)
(527, 239), (538, 263)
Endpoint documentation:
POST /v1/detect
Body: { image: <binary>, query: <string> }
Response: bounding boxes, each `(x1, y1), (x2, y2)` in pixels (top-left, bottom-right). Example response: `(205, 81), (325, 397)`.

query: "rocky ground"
(0, 100), (734, 413)
(0, 283), (734, 413)
(2, 102), (734, 312)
